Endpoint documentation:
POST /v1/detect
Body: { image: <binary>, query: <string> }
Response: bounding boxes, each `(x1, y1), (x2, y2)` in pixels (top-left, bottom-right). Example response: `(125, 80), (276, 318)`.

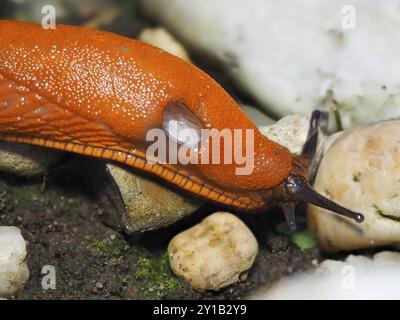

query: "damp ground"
(0, 165), (322, 300)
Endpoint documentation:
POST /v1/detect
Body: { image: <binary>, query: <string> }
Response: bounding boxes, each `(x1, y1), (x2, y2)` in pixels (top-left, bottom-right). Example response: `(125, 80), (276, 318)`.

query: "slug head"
(267, 111), (364, 232)
(279, 160), (364, 231)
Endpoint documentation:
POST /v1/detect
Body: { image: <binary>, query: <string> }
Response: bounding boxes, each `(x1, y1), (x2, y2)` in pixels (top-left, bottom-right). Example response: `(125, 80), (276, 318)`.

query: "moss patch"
(134, 254), (182, 300)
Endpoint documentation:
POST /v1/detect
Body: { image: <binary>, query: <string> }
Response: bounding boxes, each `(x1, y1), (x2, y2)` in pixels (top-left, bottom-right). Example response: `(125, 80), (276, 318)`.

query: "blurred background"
(0, 0), (142, 37)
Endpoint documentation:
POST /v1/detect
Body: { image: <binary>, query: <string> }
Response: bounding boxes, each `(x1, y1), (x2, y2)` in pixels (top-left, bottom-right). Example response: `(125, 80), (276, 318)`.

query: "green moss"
(120, 277), (129, 287)
(110, 257), (121, 266)
(276, 219), (317, 251)
(134, 254), (182, 300)
(90, 239), (121, 257)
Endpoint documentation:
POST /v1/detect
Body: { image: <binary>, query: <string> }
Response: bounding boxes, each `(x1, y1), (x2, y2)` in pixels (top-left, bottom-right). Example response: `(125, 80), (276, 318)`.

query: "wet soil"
(0, 161), (321, 300)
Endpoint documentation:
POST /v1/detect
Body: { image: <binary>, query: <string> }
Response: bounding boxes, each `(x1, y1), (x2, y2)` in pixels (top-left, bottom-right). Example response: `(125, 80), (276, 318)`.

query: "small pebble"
(0, 227), (29, 297)
(168, 212), (258, 292)
(311, 259), (319, 267)
(95, 282), (104, 290)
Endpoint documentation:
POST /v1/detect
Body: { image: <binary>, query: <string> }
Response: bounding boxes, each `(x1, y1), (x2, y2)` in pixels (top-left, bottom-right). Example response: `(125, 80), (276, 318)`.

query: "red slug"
(0, 21), (363, 229)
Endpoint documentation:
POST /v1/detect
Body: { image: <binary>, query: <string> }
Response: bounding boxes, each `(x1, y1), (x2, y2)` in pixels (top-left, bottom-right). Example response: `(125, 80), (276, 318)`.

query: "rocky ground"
(0, 161), (321, 300)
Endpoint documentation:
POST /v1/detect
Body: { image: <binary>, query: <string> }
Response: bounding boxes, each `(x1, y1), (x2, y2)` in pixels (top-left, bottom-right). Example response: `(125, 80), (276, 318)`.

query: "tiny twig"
(40, 172), (48, 193)
(330, 101), (344, 131)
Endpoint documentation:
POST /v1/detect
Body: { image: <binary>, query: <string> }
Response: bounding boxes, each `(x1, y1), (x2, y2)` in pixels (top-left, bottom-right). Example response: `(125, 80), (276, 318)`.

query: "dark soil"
(0, 160), (321, 300)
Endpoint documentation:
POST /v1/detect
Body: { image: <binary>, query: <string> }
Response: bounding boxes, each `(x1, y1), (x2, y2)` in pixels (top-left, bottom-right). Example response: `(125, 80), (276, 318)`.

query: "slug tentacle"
(281, 202), (297, 232)
(301, 110), (328, 160)
(284, 173), (364, 223)
(270, 112), (364, 231)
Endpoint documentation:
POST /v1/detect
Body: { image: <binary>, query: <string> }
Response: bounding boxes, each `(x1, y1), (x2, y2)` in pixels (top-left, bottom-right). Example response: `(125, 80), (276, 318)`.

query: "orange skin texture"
(0, 20), (293, 211)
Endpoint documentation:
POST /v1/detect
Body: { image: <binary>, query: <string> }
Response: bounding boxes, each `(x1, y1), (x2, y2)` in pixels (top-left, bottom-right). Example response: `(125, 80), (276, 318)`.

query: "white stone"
(168, 212), (258, 292)
(259, 115), (309, 155)
(308, 121), (400, 252)
(249, 251), (400, 299)
(139, 27), (191, 62)
(141, 0), (400, 127)
(0, 227), (29, 297)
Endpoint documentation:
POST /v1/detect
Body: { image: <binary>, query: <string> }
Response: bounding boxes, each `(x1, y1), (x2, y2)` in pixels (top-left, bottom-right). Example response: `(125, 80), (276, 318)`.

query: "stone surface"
(249, 251), (400, 299)
(308, 121), (400, 252)
(0, 226), (29, 297)
(168, 212), (258, 292)
(139, 27), (191, 62)
(141, 0), (400, 127)
(0, 141), (60, 177)
(106, 163), (202, 233)
(259, 115), (309, 155)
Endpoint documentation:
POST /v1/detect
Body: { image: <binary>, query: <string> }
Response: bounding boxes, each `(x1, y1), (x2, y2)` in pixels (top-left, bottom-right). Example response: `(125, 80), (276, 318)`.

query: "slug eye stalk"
(279, 110), (364, 231)
(285, 173), (364, 224)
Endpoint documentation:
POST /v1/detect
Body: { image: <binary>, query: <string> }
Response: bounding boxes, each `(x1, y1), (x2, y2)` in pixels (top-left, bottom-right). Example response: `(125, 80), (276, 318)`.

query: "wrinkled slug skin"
(0, 20), (292, 210)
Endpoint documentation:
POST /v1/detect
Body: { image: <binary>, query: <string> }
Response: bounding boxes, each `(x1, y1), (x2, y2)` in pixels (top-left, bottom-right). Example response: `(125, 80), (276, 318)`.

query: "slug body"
(0, 21), (363, 225)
